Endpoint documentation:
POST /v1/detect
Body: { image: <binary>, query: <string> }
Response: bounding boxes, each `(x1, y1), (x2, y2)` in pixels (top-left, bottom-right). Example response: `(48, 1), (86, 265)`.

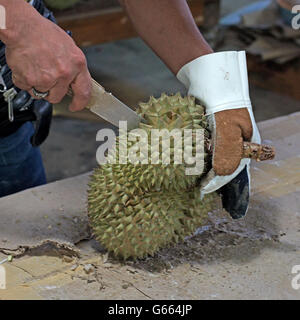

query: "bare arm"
(119, 0), (213, 74)
(0, 0), (91, 111)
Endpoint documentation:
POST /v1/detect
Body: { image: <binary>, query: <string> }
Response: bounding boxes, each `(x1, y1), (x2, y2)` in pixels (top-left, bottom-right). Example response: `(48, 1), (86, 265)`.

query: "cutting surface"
(0, 112), (299, 300)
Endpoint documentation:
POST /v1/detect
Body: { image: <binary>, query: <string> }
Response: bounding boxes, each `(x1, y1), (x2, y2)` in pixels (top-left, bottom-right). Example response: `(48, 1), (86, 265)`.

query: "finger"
(237, 108), (253, 141)
(69, 70), (92, 112)
(28, 87), (50, 100)
(27, 82), (56, 100)
(44, 79), (70, 104)
(213, 111), (244, 176)
(27, 71), (57, 100)
(12, 73), (32, 91)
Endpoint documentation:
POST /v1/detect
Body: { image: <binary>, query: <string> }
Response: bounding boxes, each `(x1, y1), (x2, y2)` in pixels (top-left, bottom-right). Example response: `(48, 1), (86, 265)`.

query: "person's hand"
(177, 51), (261, 217)
(4, 1), (91, 111)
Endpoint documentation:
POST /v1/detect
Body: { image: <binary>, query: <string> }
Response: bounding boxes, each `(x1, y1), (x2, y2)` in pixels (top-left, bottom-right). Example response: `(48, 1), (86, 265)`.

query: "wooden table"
(55, 0), (220, 47)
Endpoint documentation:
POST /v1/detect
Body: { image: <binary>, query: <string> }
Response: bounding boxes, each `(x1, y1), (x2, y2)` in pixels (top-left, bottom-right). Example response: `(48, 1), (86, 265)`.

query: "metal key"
(4, 88), (18, 122)
(0, 71), (7, 93)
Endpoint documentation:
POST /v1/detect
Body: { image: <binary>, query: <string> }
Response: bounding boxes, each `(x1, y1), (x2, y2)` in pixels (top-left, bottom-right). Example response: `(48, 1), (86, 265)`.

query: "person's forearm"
(0, 0), (91, 110)
(0, 0), (36, 45)
(119, 0), (213, 74)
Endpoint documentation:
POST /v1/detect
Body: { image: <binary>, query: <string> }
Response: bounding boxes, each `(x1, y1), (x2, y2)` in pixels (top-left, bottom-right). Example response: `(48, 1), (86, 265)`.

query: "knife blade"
(85, 79), (142, 130)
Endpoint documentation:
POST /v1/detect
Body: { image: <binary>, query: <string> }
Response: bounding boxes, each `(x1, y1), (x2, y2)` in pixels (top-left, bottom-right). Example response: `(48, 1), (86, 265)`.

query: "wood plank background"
(56, 0), (207, 47)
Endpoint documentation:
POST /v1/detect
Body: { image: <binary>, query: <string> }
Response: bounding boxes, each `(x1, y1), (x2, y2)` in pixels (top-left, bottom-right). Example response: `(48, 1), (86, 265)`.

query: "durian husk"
(88, 93), (219, 260)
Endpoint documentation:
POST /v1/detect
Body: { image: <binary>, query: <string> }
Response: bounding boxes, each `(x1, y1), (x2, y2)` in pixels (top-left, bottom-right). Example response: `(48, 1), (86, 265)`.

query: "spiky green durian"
(88, 93), (219, 260)
(44, 0), (80, 10)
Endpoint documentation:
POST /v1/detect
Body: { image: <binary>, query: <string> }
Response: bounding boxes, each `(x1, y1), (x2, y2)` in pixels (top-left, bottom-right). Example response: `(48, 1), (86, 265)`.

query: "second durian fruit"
(88, 93), (219, 260)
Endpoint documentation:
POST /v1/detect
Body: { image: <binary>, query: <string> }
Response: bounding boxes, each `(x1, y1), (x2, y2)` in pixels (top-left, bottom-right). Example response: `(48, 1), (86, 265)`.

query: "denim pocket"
(0, 122), (46, 197)
(0, 122), (34, 167)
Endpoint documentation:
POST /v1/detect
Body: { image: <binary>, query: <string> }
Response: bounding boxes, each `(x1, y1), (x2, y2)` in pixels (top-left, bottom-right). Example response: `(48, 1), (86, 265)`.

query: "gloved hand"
(177, 51), (261, 219)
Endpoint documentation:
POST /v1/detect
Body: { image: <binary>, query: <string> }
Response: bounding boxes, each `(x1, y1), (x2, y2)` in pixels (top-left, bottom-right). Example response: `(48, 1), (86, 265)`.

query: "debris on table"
(220, 0), (300, 64)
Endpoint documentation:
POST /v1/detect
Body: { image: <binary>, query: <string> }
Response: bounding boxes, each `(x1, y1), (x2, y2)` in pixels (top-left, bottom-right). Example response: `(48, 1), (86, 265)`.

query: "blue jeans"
(0, 122), (46, 197)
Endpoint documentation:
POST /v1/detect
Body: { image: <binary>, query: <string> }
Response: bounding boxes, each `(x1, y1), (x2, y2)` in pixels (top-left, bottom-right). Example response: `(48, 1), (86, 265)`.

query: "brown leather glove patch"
(213, 108), (253, 176)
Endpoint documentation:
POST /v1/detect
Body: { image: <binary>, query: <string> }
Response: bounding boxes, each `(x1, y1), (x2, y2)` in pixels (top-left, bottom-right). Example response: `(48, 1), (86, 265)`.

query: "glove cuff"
(177, 51), (252, 115)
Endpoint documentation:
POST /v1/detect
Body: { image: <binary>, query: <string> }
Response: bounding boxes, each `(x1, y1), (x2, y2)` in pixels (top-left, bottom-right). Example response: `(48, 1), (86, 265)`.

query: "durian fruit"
(44, 0), (80, 10)
(88, 93), (219, 260)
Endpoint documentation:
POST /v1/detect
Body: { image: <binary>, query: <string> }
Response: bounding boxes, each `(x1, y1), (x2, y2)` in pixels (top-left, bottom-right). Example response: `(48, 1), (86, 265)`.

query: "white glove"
(177, 51), (261, 197)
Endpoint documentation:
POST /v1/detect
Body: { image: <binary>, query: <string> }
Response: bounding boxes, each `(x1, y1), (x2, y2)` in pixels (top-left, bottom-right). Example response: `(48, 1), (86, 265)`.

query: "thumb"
(212, 109), (252, 176)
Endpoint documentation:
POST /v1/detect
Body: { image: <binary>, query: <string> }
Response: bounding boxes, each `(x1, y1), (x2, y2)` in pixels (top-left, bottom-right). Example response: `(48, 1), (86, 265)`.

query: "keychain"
(0, 69), (18, 123)
(4, 88), (18, 122)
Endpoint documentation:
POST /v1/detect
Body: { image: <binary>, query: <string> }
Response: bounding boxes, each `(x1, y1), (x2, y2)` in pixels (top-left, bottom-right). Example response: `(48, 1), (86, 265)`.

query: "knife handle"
(242, 142), (275, 161)
(67, 78), (106, 110)
(206, 140), (275, 162)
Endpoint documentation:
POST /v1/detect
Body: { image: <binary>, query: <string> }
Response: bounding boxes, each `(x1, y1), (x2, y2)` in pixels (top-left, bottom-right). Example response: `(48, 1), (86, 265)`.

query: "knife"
(75, 79), (275, 159)
(70, 78), (274, 160)
(83, 79), (142, 131)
